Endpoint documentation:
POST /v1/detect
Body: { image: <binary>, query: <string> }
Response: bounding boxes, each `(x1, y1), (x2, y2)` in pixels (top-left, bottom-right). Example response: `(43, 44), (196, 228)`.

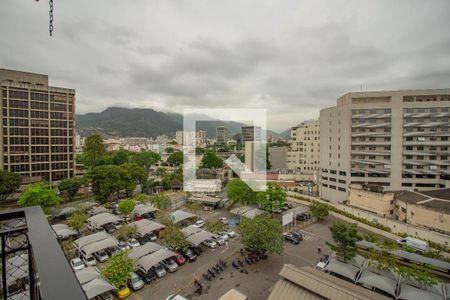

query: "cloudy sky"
(1, 0), (450, 132)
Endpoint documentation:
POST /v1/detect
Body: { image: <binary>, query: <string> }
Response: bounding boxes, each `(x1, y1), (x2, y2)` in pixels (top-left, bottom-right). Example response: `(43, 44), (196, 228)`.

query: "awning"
(129, 242), (163, 260)
(397, 284), (442, 300)
(186, 230), (215, 247)
(74, 231), (111, 249)
(324, 258), (360, 282)
(132, 219), (165, 236)
(356, 270), (397, 297)
(82, 278), (116, 299)
(181, 225), (202, 237)
(133, 204), (158, 216)
(87, 212), (121, 227)
(171, 210), (196, 224)
(81, 237), (119, 256)
(76, 267), (101, 285)
(137, 249), (176, 272)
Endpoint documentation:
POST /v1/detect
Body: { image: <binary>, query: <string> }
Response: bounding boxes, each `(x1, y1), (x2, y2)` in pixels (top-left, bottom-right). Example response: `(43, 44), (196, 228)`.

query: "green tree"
(310, 202), (329, 221)
(156, 167), (166, 176)
(58, 177), (83, 202)
(151, 194), (170, 210)
(111, 149), (132, 165)
(0, 170), (22, 205)
(156, 210), (174, 227)
(18, 183), (61, 214)
(205, 220), (226, 233)
(256, 183), (286, 213)
(120, 163), (148, 195)
(67, 211), (87, 233)
(161, 172), (183, 190)
(167, 151), (183, 166)
(133, 193), (148, 203)
(101, 250), (135, 287)
(89, 165), (135, 203)
(160, 225), (189, 251)
(118, 199), (136, 215)
(61, 240), (75, 259)
(116, 224), (137, 241)
(238, 214), (283, 254)
(132, 151), (160, 173)
(165, 147), (175, 153)
(200, 150), (224, 169)
(327, 221), (362, 262)
(227, 179), (256, 205)
(83, 134), (106, 167)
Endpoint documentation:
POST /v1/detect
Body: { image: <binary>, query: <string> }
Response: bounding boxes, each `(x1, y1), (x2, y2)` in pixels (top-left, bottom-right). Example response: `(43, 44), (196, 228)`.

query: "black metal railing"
(0, 207), (86, 300)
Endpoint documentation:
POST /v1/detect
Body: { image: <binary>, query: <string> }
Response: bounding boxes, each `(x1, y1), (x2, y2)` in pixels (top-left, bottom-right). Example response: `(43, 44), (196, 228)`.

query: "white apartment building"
(196, 130), (207, 147)
(319, 89), (450, 203)
(175, 131), (183, 144)
(286, 120), (320, 174)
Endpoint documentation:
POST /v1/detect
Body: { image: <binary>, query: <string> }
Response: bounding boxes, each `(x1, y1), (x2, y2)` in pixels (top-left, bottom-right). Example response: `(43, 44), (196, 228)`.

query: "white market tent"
(133, 203), (158, 216)
(87, 212), (121, 228)
(137, 248), (177, 272)
(356, 270), (398, 297)
(171, 210), (196, 224)
(129, 242), (163, 260)
(186, 230), (215, 247)
(397, 284), (443, 300)
(131, 219), (166, 235)
(82, 278), (116, 299)
(81, 237), (119, 256)
(324, 258), (360, 282)
(74, 231), (111, 249)
(181, 225), (203, 237)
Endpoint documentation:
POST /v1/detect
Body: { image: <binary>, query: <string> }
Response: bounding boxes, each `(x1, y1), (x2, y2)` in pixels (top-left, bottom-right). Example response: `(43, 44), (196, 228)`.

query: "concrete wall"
(348, 186), (394, 216)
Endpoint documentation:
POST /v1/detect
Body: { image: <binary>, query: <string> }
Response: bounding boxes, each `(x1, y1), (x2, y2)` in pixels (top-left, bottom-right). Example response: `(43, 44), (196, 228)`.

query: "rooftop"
(394, 188), (450, 213)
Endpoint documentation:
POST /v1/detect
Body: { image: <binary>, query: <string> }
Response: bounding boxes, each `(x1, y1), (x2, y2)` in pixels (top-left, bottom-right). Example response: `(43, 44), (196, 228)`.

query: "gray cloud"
(1, 0), (450, 131)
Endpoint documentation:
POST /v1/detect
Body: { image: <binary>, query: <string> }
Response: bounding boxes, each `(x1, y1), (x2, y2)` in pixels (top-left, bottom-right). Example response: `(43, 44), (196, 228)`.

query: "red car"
(174, 252), (186, 266)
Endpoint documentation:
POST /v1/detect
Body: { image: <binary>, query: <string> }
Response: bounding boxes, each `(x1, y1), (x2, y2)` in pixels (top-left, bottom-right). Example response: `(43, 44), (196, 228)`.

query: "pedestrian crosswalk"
(302, 234), (317, 241)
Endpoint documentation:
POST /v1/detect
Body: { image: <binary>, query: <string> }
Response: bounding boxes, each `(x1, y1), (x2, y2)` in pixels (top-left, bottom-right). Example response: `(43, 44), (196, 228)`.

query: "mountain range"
(76, 107), (289, 139)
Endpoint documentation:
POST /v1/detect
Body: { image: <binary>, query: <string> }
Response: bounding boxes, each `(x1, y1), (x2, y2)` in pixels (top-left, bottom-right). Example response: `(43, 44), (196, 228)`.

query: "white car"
(218, 217), (228, 224)
(217, 232), (229, 241)
(193, 220), (205, 228)
(202, 239), (217, 248)
(93, 250), (109, 263)
(82, 254), (97, 267)
(127, 238), (140, 248)
(118, 241), (131, 251)
(71, 257), (85, 271)
(211, 235), (225, 246)
(225, 230), (236, 238)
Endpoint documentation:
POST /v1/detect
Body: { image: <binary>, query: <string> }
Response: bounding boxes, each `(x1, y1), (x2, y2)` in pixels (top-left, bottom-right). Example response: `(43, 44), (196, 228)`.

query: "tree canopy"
(118, 199), (136, 215)
(327, 221), (362, 262)
(205, 220), (226, 233)
(83, 134), (106, 167)
(116, 224), (137, 241)
(160, 225), (189, 251)
(238, 214), (283, 254)
(151, 194), (170, 210)
(167, 151), (183, 166)
(88, 165), (135, 203)
(18, 183), (61, 214)
(131, 151), (160, 173)
(0, 170), (22, 205)
(58, 177), (83, 202)
(101, 250), (135, 287)
(310, 202), (329, 221)
(200, 150), (224, 169)
(67, 211), (87, 233)
(227, 179), (256, 204)
(256, 183), (285, 213)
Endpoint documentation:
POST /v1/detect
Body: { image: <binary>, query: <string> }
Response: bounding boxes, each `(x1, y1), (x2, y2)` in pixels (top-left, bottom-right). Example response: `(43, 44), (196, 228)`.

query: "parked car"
(96, 292), (115, 300)
(291, 232), (303, 241)
(118, 242), (130, 251)
(193, 220), (205, 228)
(103, 223), (116, 234)
(202, 239), (217, 248)
(152, 263), (167, 278)
(161, 258), (178, 273)
(82, 254), (97, 267)
(218, 217), (228, 224)
(127, 238), (140, 248)
(128, 272), (144, 291)
(217, 232), (229, 241)
(93, 250), (109, 262)
(225, 230), (236, 238)
(146, 232), (157, 241)
(174, 252), (186, 265)
(105, 246), (118, 257)
(70, 257), (85, 271)
(114, 285), (131, 299)
(180, 248), (197, 262)
(396, 237), (429, 253)
(296, 212), (310, 221)
(282, 232), (300, 245)
(136, 233), (151, 245)
(136, 268), (157, 284)
(142, 212), (156, 220)
(211, 235), (225, 246)
(190, 246), (203, 256)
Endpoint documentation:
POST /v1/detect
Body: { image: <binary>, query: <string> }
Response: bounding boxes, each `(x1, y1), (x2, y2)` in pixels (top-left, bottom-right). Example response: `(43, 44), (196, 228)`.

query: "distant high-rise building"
(196, 130), (207, 147)
(319, 89), (450, 203)
(241, 125), (261, 142)
(287, 120), (320, 173)
(0, 69), (76, 182)
(175, 131), (183, 144)
(216, 126), (228, 144)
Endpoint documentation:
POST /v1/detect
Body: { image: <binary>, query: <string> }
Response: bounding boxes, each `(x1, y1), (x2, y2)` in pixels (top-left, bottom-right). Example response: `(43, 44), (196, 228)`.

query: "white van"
(396, 237), (429, 253)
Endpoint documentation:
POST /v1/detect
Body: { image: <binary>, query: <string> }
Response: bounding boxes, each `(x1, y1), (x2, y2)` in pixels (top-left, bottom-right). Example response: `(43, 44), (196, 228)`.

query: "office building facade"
(287, 120), (320, 173)
(241, 125), (261, 142)
(1, 69), (75, 182)
(319, 89), (450, 202)
(216, 126), (228, 144)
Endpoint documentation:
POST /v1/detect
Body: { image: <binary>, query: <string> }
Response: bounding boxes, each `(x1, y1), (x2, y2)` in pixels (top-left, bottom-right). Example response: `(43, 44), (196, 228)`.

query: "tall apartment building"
(319, 89), (450, 203)
(0, 69), (76, 182)
(196, 130), (207, 147)
(175, 130), (183, 144)
(216, 126), (228, 144)
(286, 120), (320, 173)
(241, 125), (261, 142)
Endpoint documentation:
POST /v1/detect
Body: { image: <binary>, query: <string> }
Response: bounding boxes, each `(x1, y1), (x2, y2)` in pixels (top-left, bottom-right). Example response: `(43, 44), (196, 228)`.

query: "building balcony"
(351, 122), (391, 128)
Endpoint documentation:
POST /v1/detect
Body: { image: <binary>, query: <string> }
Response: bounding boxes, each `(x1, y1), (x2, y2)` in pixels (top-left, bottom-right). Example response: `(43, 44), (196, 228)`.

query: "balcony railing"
(0, 207), (86, 300)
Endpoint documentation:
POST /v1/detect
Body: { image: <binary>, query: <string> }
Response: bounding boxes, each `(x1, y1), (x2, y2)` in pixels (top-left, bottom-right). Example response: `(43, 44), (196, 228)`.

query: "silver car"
(128, 272), (144, 291)
(82, 254), (97, 267)
(202, 239), (217, 248)
(152, 263), (167, 278)
(93, 250), (109, 263)
(161, 258), (178, 273)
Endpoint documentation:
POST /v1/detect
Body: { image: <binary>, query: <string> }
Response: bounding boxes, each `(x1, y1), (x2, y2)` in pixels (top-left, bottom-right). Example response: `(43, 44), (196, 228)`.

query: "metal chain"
(49, 0), (54, 36)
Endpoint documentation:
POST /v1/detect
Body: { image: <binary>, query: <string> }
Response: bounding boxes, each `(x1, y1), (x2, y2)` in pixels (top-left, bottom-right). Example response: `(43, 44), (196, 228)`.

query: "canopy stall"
(89, 206), (110, 216)
(81, 237), (119, 256)
(133, 204), (158, 216)
(82, 278), (116, 299)
(130, 219), (165, 236)
(87, 212), (121, 228)
(171, 210), (196, 224)
(52, 223), (77, 239)
(181, 225), (203, 237)
(356, 270), (398, 297)
(75, 267), (101, 285)
(74, 231), (111, 249)
(324, 258), (360, 282)
(186, 230), (215, 247)
(129, 242), (163, 260)
(397, 284), (443, 300)
(137, 249), (177, 272)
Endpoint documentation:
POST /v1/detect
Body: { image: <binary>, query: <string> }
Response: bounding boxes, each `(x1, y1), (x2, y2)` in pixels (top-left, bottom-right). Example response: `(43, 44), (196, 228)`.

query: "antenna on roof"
(35, 0), (54, 36)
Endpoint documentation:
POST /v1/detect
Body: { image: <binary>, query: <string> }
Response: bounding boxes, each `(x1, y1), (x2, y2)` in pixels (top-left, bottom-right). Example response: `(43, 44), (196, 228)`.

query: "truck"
(396, 237), (429, 253)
